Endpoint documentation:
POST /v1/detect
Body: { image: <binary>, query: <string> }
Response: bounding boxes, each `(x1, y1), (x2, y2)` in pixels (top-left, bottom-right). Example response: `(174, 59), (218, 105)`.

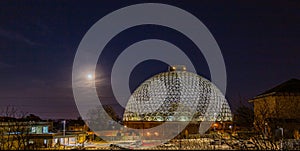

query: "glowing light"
(87, 74), (93, 80)
(146, 132), (151, 136)
(213, 123), (218, 128)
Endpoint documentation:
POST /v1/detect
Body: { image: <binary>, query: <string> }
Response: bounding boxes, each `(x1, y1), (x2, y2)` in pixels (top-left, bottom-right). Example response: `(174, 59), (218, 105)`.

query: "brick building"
(249, 79), (300, 138)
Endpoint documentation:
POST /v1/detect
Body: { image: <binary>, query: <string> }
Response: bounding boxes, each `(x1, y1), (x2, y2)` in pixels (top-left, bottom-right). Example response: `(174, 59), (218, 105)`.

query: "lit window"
(31, 127), (36, 133)
(42, 126), (48, 133)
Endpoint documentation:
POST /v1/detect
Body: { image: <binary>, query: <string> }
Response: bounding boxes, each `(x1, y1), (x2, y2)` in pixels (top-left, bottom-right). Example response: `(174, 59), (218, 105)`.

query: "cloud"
(0, 27), (39, 46)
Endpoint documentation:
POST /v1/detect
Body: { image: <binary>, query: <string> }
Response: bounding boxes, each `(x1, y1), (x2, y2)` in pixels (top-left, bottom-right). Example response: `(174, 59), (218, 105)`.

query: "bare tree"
(228, 98), (292, 150)
(212, 98), (285, 150)
(86, 105), (120, 131)
(235, 105), (254, 131)
(0, 105), (32, 150)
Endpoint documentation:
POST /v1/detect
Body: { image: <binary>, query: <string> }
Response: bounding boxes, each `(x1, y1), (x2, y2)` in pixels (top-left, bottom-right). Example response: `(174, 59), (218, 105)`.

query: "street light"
(229, 125), (233, 136)
(212, 112), (217, 151)
(112, 125), (115, 142)
(213, 113), (217, 132)
(229, 125), (233, 148)
(279, 128), (283, 150)
(264, 122), (268, 139)
(62, 120), (66, 149)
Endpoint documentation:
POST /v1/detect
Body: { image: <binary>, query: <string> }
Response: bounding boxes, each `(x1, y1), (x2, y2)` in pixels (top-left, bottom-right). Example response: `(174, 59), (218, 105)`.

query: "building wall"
(0, 121), (53, 149)
(275, 93), (300, 119)
(253, 93), (300, 120)
(253, 95), (276, 120)
(124, 121), (210, 138)
(252, 92), (300, 138)
(68, 124), (89, 132)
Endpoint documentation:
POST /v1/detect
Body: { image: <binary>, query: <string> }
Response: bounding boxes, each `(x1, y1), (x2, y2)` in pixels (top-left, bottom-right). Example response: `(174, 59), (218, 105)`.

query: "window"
(31, 127), (36, 133)
(42, 126), (48, 133)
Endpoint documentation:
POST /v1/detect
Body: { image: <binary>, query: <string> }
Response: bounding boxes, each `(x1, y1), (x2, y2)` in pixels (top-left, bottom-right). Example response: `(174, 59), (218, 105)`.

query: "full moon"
(87, 74), (93, 80)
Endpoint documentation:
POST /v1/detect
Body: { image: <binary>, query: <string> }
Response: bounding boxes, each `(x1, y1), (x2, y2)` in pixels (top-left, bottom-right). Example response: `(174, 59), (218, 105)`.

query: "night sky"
(0, 0), (299, 119)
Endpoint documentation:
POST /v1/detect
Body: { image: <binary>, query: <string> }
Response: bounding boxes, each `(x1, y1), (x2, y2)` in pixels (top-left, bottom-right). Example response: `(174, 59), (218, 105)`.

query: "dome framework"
(123, 67), (232, 123)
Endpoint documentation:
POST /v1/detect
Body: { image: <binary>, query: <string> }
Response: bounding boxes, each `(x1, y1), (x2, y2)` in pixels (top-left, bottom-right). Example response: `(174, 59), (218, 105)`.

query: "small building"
(0, 121), (53, 149)
(64, 117), (88, 132)
(0, 120), (87, 150)
(249, 78), (300, 138)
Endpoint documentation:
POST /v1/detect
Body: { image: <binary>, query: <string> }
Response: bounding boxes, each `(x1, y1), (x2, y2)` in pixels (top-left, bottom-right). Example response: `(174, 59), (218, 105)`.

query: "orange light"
(213, 123), (218, 127)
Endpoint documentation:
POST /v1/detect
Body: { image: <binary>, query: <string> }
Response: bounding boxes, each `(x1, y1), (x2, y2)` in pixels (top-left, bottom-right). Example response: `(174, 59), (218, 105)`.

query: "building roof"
(250, 79), (300, 101)
(260, 78), (300, 95)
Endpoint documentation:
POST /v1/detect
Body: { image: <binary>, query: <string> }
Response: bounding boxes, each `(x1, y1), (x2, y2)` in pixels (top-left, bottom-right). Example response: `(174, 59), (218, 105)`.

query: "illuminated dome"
(123, 65), (232, 122)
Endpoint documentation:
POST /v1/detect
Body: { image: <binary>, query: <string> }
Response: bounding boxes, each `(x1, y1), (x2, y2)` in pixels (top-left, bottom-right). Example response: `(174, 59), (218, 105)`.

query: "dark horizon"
(0, 0), (299, 120)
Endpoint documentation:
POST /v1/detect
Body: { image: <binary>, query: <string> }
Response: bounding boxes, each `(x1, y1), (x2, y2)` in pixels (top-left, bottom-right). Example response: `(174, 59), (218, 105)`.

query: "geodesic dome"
(123, 67), (232, 122)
